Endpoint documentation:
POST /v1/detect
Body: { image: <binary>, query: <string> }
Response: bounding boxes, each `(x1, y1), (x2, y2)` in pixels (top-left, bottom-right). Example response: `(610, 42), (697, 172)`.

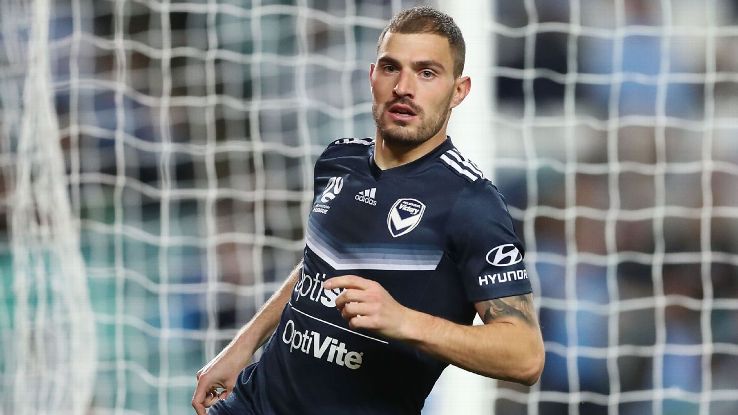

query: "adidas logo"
(354, 188), (377, 206)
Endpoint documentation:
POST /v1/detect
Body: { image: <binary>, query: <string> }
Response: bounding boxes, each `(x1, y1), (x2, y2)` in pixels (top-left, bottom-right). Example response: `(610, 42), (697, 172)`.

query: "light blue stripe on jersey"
(305, 218), (443, 271)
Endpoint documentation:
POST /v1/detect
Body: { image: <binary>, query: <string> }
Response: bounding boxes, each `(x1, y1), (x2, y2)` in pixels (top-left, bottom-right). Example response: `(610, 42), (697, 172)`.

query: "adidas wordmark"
(355, 188), (377, 206)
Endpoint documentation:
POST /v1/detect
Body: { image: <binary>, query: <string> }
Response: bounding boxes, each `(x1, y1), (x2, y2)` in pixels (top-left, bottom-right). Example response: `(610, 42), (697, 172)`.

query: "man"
(193, 6), (544, 414)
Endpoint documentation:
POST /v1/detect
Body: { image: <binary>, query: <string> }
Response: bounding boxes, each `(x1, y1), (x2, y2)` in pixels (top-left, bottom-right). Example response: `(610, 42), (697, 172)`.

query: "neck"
(373, 131), (448, 170)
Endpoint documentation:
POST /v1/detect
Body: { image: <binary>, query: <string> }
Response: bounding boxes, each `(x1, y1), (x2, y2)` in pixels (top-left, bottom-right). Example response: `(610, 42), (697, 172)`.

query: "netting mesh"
(491, 1), (738, 414)
(1, 0), (738, 414)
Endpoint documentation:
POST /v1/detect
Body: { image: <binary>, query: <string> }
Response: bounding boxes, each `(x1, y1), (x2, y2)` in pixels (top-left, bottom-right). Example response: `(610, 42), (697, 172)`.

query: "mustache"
(386, 98), (422, 115)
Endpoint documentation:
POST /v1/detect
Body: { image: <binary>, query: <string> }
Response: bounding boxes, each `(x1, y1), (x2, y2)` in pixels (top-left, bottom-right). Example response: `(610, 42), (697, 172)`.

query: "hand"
(324, 275), (412, 340)
(191, 347), (247, 415)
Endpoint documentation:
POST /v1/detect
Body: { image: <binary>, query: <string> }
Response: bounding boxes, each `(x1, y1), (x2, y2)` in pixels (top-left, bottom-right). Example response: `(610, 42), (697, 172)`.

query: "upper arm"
(474, 293), (539, 327)
(448, 181), (532, 303)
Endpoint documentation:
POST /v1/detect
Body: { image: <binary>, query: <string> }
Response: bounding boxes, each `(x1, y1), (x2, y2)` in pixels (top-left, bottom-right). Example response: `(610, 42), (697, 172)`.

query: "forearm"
(327, 276), (545, 385)
(193, 263), (301, 413)
(400, 309), (544, 385)
(224, 260), (302, 365)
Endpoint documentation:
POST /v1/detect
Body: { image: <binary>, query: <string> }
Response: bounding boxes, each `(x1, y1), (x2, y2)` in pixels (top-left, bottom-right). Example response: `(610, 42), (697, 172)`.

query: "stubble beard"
(372, 95), (453, 148)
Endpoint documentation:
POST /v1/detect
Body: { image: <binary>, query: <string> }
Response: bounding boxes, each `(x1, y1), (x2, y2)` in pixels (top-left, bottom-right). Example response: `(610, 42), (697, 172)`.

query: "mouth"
(387, 103), (418, 122)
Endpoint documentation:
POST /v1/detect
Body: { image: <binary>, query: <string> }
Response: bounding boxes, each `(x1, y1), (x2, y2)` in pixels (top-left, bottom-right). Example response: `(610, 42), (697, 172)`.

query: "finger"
(192, 391), (208, 415)
(191, 383), (207, 414)
(204, 391), (220, 407)
(193, 402), (206, 415)
(218, 389), (231, 401)
(323, 275), (370, 291)
(340, 301), (373, 320)
(348, 314), (371, 330)
(192, 381), (221, 415)
(334, 288), (365, 309)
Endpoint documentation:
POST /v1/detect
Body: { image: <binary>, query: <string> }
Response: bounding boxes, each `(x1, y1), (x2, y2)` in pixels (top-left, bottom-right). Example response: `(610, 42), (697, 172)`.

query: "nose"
(393, 70), (415, 99)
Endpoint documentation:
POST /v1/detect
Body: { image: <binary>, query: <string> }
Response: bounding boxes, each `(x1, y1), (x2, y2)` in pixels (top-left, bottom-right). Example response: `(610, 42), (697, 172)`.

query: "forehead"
(376, 32), (454, 69)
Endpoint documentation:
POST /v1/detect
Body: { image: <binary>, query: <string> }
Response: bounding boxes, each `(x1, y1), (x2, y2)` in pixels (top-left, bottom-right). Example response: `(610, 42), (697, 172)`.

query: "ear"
(369, 63), (376, 89)
(450, 76), (471, 109)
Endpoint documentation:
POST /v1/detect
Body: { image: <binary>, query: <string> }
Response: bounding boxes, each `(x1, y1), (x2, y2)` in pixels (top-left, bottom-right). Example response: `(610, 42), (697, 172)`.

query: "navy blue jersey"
(230, 137), (532, 414)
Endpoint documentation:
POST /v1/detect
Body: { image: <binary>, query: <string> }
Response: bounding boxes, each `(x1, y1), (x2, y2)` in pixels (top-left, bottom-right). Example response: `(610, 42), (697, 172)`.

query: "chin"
(380, 129), (430, 147)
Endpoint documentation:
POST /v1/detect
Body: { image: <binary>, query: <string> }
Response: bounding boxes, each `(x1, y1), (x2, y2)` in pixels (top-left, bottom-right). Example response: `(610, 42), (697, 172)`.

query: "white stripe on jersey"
(440, 154), (480, 182)
(447, 149), (484, 178)
(332, 138), (373, 146)
(289, 301), (389, 344)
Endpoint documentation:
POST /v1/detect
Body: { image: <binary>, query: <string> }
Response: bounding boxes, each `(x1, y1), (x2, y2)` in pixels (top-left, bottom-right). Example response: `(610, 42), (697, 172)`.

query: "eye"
(420, 69), (436, 79)
(382, 64), (398, 73)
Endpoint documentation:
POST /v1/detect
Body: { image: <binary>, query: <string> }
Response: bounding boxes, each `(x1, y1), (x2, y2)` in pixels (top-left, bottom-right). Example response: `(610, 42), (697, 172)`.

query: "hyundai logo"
(485, 244), (523, 266)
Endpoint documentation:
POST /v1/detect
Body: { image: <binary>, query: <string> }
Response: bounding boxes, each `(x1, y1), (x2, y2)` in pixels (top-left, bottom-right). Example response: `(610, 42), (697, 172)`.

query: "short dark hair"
(377, 6), (466, 77)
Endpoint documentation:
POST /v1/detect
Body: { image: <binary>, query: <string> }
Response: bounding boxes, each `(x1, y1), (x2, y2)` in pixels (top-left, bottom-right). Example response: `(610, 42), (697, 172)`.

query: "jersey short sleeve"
(447, 180), (532, 303)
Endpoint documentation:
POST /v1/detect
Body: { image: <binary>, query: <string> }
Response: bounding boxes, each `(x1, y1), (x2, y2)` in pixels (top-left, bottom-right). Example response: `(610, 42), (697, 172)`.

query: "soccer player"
(192, 6), (544, 414)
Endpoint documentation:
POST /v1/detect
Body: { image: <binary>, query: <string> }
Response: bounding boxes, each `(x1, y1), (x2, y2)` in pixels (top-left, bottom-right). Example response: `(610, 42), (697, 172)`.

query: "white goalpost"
(1, 1), (96, 415)
(428, 1), (496, 414)
(2, 1), (738, 415)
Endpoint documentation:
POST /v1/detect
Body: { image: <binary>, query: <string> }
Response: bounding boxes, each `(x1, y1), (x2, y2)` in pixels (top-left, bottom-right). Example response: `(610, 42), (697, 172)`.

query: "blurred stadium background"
(2, 0), (738, 414)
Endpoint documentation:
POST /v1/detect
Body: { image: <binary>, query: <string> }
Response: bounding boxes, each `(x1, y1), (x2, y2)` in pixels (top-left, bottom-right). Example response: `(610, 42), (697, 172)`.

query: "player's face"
(370, 32), (467, 147)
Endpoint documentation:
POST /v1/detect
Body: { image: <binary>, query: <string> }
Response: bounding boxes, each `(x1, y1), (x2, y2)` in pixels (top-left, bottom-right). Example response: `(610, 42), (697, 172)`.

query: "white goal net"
(1, 1), (737, 414)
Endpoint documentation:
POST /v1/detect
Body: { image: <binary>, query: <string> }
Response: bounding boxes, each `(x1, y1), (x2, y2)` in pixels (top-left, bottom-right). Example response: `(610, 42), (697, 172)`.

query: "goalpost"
(1, 1), (96, 415)
(429, 1), (495, 414)
(2, 1), (738, 415)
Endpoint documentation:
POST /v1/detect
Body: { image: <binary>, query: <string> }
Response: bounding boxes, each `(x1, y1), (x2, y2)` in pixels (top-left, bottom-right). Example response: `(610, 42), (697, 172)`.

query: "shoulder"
(432, 144), (507, 201)
(434, 145), (506, 207)
(328, 137), (374, 148)
(454, 178), (511, 218)
(437, 146), (485, 183)
(445, 177), (521, 254)
(438, 146), (510, 215)
(322, 137), (374, 157)
(315, 137), (374, 167)
(424, 144), (511, 213)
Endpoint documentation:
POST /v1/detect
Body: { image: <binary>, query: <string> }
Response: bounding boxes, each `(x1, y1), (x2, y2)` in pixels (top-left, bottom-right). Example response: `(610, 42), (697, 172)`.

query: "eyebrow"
(413, 60), (445, 73)
(377, 56), (447, 73)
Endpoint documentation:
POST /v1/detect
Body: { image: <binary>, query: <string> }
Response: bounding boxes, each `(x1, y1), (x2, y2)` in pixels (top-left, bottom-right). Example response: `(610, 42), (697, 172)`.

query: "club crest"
(387, 198), (426, 237)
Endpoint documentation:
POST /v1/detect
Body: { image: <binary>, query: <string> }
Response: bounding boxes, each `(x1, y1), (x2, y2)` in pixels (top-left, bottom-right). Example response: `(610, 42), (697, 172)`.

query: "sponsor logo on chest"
(282, 319), (364, 370)
(293, 270), (342, 308)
